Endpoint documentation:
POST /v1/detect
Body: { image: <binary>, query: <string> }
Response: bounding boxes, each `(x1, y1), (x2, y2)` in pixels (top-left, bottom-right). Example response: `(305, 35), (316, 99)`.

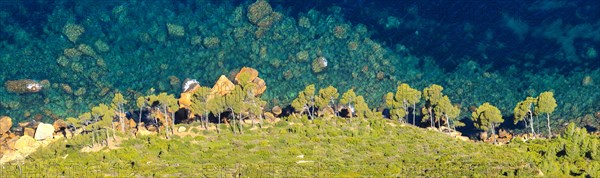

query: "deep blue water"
(2, 0), (599, 72)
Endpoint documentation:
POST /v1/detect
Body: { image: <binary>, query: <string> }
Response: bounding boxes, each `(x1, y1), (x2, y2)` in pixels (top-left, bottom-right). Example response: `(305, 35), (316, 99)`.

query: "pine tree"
(190, 86), (212, 129)
(386, 83), (421, 124)
(513, 96), (536, 135)
(422, 84), (444, 128)
(353, 95), (372, 118)
(149, 93), (178, 138)
(340, 88), (357, 119)
(226, 85), (245, 134)
(111, 92), (127, 133)
(207, 94), (226, 133)
(536, 91), (557, 137)
(471, 102), (504, 143)
(135, 96), (147, 128)
(291, 84), (316, 119)
(316, 85), (339, 117)
(434, 96), (462, 130)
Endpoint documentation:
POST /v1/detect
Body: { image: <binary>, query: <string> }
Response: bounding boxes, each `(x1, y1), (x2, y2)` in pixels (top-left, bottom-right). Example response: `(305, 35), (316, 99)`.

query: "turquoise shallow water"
(0, 0), (599, 132)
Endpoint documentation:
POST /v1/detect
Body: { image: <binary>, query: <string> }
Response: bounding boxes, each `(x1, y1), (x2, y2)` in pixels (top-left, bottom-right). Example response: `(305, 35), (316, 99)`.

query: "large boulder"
(14, 135), (39, 155)
(211, 75), (235, 96)
(53, 119), (67, 131)
(0, 116), (12, 134)
(24, 128), (35, 137)
(34, 123), (55, 141)
(234, 67), (259, 83)
(252, 77), (267, 96)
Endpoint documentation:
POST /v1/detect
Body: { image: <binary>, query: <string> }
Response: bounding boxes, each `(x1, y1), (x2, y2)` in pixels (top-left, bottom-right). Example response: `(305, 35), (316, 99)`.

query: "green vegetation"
(2, 78), (599, 177)
(291, 84), (317, 119)
(190, 86), (212, 129)
(536, 91), (557, 136)
(385, 83), (421, 124)
(422, 84), (444, 128)
(514, 96), (537, 135)
(471, 102), (504, 141)
(111, 92), (128, 133)
(513, 91), (558, 137)
(6, 115), (599, 177)
(315, 85), (339, 116)
(435, 95), (462, 129)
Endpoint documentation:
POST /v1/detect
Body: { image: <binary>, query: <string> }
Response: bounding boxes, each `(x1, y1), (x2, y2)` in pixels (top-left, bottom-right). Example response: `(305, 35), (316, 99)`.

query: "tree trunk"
(446, 114), (451, 133)
(105, 129), (110, 146)
(429, 109), (434, 128)
(91, 128), (96, 147)
(491, 124), (497, 144)
(138, 103), (145, 129)
(546, 113), (552, 137)
(120, 105), (125, 133)
(529, 111), (535, 137)
(412, 103), (416, 125)
(172, 112), (176, 135)
(239, 113), (243, 134)
(231, 110), (236, 134)
(163, 106), (169, 139)
(204, 112), (209, 130)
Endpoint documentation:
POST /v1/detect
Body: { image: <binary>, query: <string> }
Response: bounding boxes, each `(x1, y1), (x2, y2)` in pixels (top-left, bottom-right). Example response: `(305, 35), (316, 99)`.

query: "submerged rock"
(4, 79), (43, 94)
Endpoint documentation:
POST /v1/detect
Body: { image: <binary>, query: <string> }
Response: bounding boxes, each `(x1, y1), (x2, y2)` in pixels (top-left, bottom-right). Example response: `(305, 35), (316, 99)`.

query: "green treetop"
(91, 104), (115, 128)
(149, 92), (179, 137)
(291, 84), (316, 119)
(207, 94), (226, 131)
(353, 95), (372, 118)
(471, 102), (504, 139)
(226, 85), (246, 134)
(536, 91), (557, 136)
(422, 84), (444, 127)
(190, 86), (212, 129)
(111, 92), (128, 132)
(340, 88), (357, 118)
(385, 92), (407, 122)
(91, 103), (116, 141)
(315, 85), (339, 116)
(136, 95), (148, 125)
(513, 96), (537, 135)
(434, 95), (463, 129)
(386, 83), (421, 124)
(79, 112), (92, 123)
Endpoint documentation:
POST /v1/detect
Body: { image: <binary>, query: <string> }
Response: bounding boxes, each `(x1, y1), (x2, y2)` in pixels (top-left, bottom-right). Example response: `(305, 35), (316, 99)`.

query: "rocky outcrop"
(0, 116), (11, 134)
(233, 67), (267, 96)
(211, 75), (235, 96)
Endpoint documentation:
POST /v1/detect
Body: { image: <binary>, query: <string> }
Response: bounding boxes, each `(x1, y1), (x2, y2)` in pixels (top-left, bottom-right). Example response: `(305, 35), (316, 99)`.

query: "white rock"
(178, 126), (186, 133)
(34, 123), (55, 141)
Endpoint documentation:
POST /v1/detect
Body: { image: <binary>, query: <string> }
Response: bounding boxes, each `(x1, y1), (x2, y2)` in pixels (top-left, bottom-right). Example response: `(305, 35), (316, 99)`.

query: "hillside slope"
(1, 116), (552, 177)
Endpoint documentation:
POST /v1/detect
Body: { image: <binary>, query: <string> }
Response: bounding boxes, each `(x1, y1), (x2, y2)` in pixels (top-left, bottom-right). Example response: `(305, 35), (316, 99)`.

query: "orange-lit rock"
(179, 79), (200, 109)
(24, 128), (35, 137)
(52, 119), (67, 131)
(179, 92), (193, 109)
(0, 116), (12, 134)
(271, 106), (282, 116)
(211, 75), (235, 96)
(252, 77), (267, 96)
(4, 79), (43, 94)
(235, 67), (259, 83)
